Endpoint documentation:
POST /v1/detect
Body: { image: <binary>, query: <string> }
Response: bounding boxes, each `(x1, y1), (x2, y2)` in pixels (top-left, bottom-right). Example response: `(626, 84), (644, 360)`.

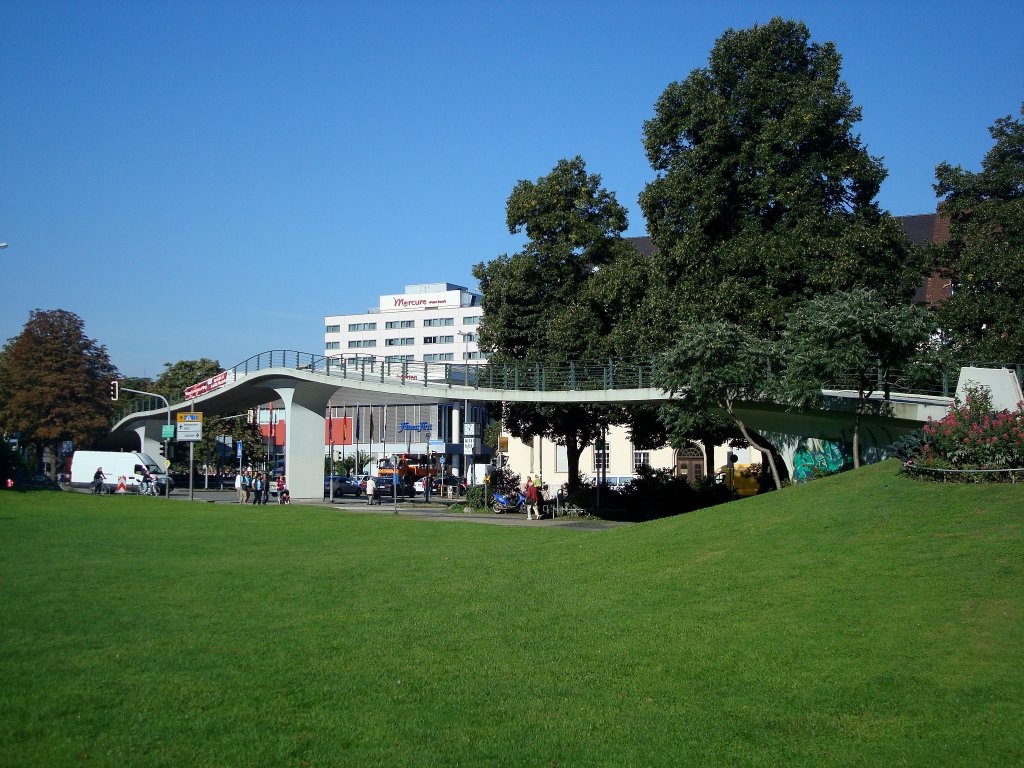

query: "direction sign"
(161, 424), (175, 439)
(176, 412), (203, 442)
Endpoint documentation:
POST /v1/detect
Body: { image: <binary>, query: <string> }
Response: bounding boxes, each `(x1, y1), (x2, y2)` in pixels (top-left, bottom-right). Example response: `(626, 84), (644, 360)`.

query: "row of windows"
(423, 335), (454, 344)
(385, 354), (415, 363)
(385, 337), (415, 347)
(423, 353), (455, 362)
(349, 339), (376, 348)
(327, 316), (482, 334)
(593, 449), (651, 472)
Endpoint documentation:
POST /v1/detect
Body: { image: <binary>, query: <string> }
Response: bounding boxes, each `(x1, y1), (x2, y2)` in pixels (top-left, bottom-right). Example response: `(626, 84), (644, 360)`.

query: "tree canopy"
(472, 156), (638, 487)
(934, 104), (1024, 361)
(0, 309), (118, 459)
(638, 17), (922, 339)
(780, 288), (931, 467)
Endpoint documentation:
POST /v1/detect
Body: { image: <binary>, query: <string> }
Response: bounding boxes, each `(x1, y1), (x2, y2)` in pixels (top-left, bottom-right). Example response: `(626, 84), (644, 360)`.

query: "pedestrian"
(541, 483), (552, 518)
(251, 473), (262, 505)
(366, 475), (376, 505)
(93, 467), (106, 494)
(262, 474), (271, 505)
(524, 476), (539, 520)
(234, 472), (244, 503)
(278, 476), (290, 504)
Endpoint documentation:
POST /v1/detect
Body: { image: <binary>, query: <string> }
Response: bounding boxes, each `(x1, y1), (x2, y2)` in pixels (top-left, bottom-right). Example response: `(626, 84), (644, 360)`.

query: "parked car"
(324, 475), (363, 497)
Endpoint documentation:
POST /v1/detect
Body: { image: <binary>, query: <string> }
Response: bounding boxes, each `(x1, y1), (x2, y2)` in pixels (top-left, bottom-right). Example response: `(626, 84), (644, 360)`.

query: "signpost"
(176, 412), (203, 501)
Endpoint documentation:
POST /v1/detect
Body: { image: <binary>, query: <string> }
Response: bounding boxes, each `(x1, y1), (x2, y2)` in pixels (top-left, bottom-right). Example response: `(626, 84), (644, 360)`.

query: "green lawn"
(1, 461), (1021, 767)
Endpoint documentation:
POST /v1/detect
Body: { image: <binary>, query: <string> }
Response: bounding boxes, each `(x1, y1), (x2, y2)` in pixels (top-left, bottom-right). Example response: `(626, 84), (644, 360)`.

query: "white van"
(70, 450), (174, 494)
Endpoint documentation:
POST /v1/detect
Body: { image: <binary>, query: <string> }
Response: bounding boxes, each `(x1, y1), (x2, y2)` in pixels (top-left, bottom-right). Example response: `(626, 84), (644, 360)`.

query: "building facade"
(324, 282), (486, 364)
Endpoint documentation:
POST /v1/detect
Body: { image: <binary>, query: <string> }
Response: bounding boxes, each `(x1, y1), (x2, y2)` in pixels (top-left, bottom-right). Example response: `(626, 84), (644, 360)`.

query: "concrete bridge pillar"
(133, 421), (167, 462)
(264, 379), (339, 501)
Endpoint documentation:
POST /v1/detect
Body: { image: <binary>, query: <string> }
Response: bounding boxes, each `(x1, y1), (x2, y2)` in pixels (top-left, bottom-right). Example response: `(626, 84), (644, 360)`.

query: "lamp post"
(457, 330), (473, 488)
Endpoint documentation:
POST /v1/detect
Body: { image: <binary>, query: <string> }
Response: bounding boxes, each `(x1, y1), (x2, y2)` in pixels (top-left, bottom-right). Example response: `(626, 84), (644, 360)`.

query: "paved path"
(158, 488), (629, 529)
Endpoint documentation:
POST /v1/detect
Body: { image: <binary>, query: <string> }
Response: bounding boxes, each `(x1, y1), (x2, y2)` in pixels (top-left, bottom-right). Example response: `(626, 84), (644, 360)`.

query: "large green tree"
(780, 288), (931, 467)
(473, 156), (637, 487)
(934, 105), (1024, 361)
(639, 18), (922, 341)
(0, 310), (118, 466)
(656, 321), (784, 490)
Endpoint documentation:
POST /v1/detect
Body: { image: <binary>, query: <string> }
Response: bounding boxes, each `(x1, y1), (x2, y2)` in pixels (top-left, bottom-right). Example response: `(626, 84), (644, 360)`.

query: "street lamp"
(457, 330), (473, 488)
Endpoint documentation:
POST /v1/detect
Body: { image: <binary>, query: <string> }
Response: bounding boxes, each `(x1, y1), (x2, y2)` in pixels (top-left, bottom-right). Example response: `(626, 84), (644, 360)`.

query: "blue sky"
(2, 0), (1021, 377)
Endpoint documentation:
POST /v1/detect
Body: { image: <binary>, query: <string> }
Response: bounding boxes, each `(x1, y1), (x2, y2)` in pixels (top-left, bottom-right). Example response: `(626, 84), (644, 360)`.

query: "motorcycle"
(491, 490), (526, 514)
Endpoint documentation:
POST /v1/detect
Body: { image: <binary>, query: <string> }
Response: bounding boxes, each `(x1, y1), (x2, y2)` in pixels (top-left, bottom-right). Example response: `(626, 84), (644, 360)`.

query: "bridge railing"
(112, 351), (1023, 423)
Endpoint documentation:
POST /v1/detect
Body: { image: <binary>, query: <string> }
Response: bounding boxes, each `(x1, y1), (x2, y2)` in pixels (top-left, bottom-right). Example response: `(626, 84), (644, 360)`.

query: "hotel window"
(348, 322), (377, 332)
(424, 336), (438, 344)
(385, 354), (415, 363)
(385, 337), (414, 346)
(386, 320), (415, 329)
(594, 446), (609, 472)
(326, 341), (340, 350)
(348, 339), (376, 348)
(462, 351), (486, 360)
(423, 353), (455, 362)
(423, 317), (454, 327)
(325, 324), (340, 333)
(460, 332), (478, 342)
(633, 450), (650, 472)
(463, 315), (481, 325)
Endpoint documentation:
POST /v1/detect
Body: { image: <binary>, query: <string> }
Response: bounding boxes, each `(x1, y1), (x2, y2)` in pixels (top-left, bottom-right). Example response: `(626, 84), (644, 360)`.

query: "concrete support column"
(268, 380), (338, 501)
(133, 421), (166, 462)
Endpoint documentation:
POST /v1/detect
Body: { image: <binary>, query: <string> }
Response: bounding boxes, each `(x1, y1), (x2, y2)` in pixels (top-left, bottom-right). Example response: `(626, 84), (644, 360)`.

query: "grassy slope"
(0, 461), (1021, 767)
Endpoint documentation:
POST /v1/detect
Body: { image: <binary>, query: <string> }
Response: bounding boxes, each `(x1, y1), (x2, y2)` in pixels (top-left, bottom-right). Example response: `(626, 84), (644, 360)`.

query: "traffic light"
(110, 380), (119, 401)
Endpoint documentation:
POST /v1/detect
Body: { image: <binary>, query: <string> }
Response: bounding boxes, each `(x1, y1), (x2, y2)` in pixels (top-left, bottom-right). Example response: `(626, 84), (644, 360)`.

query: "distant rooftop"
(404, 283), (468, 294)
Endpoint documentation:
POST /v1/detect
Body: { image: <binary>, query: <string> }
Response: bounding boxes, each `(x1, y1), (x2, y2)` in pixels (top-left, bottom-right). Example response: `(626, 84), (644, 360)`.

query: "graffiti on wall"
(791, 438), (852, 482)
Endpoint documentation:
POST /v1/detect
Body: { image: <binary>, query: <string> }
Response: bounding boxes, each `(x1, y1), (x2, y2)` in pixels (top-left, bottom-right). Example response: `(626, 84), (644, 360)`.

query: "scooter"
(492, 490), (526, 514)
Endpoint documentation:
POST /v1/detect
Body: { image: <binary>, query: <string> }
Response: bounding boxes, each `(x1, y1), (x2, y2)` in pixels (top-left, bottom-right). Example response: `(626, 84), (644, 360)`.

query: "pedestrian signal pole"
(115, 384), (172, 498)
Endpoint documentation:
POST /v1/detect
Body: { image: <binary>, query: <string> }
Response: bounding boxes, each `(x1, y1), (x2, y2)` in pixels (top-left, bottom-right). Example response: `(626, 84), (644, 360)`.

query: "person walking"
(262, 474), (271, 505)
(524, 476), (539, 520)
(251, 473), (263, 505)
(234, 472), (244, 503)
(366, 475), (376, 505)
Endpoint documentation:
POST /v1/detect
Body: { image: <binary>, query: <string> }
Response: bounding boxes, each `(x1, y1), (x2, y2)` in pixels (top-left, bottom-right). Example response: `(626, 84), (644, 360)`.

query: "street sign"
(236, 441), (243, 459)
(161, 425), (175, 439)
(176, 412), (203, 442)
(439, 456), (445, 465)
(463, 423), (477, 437)
(463, 438), (479, 455)
(428, 439), (445, 451)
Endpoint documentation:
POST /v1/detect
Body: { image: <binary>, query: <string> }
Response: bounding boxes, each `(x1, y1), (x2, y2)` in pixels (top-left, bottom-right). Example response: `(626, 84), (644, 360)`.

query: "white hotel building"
(322, 283), (489, 476)
(324, 282), (485, 365)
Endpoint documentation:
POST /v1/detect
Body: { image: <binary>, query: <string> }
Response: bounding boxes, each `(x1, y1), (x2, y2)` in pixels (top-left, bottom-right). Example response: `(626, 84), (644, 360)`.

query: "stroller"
(492, 490), (526, 514)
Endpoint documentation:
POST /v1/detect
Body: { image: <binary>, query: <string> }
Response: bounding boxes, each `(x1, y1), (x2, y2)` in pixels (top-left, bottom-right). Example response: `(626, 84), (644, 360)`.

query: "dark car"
(324, 475), (363, 497)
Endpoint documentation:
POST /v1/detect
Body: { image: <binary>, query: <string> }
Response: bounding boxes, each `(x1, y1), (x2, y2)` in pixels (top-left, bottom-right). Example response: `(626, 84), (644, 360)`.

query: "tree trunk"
(726, 403), (782, 491)
(565, 437), (583, 490)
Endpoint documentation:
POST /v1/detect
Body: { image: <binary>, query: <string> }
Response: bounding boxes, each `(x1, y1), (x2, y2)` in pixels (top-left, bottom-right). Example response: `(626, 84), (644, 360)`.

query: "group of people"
(90, 466), (157, 495)
(234, 470), (289, 505)
(523, 476), (553, 520)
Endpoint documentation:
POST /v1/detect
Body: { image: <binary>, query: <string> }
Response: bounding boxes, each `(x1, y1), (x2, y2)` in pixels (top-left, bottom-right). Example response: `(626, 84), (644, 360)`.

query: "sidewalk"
(165, 488), (628, 529)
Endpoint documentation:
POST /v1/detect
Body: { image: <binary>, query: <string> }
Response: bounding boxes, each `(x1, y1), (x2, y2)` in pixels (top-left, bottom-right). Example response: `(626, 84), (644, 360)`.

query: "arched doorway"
(674, 445), (704, 483)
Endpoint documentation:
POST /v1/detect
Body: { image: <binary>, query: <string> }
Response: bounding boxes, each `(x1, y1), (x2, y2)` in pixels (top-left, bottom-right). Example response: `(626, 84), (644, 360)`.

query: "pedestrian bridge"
(110, 350), (1022, 500)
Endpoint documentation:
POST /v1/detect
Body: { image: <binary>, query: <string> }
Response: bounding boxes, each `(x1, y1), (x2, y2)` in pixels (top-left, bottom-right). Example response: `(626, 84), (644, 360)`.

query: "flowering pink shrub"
(916, 385), (1024, 472)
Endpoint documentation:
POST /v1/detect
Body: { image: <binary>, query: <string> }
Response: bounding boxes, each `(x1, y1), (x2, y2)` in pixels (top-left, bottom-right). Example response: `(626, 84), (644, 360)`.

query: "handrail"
(903, 464), (1024, 482)
(112, 350), (1024, 424)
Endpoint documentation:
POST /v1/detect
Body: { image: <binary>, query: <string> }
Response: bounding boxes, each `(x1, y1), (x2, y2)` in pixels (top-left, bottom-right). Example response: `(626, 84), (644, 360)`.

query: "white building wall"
(324, 282), (485, 364)
(502, 425), (761, 487)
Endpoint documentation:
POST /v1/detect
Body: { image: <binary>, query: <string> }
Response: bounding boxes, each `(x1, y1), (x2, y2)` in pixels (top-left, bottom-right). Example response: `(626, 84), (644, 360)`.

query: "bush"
(905, 384), (1024, 479)
(567, 467), (732, 522)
